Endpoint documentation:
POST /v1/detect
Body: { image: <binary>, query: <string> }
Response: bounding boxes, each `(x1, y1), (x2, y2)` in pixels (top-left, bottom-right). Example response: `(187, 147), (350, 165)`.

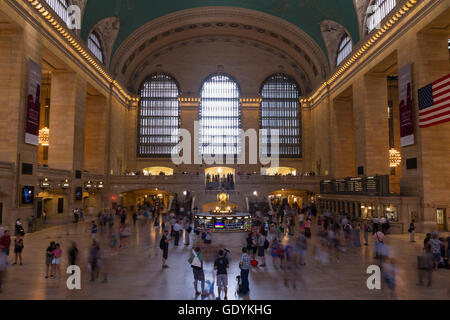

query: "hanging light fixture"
(39, 127), (50, 146)
(389, 148), (402, 168)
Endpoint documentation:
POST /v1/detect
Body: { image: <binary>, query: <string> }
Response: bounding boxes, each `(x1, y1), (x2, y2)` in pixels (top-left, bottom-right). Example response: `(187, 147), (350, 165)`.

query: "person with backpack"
(160, 229), (171, 269)
(214, 249), (229, 300)
(188, 247), (205, 296)
(257, 233), (267, 267)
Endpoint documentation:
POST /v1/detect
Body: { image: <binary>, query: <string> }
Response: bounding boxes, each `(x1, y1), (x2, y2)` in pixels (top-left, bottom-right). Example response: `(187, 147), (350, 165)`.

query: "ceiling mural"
(81, 0), (360, 60)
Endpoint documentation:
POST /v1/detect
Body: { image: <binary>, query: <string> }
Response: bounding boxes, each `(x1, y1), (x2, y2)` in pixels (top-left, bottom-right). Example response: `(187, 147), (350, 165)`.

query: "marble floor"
(0, 218), (449, 300)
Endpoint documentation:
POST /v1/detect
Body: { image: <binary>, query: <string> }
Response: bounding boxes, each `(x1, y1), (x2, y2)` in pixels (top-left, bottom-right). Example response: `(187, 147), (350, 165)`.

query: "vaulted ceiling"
(81, 0), (360, 59)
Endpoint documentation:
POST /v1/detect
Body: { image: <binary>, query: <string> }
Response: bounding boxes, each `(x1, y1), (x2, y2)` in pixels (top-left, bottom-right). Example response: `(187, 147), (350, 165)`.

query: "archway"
(142, 167), (174, 176)
(263, 167), (298, 176)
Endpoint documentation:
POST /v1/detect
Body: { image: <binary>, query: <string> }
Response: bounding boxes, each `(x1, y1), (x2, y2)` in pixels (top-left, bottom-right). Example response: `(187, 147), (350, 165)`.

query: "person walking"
(45, 242), (56, 279)
(188, 247), (205, 296)
(417, 245), (433, 286)
(374, 230), (385, 263)
(363, 221), (371, 246)
(90, 221), (98, 240)
(257, 233), (267, 267)
(68, 242), (78, 267)
(429, 234), (442, 271)
(184, 220), (192, 246)
(239, 248), (250, 296)
(160, 229), (171, 269)
(0, 250), (8, 293)
(173, 220), (182, 246)
(0, 231), (11, 259)
(13, 235), (24, 265)
(88, 240), (101, 282)
(409, 220), (416, 243)
(214, 249), (229, 300)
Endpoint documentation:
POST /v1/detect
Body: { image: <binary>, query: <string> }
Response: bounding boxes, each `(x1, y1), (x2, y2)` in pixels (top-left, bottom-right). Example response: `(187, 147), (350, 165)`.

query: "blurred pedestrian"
(409, 220), (416, 243)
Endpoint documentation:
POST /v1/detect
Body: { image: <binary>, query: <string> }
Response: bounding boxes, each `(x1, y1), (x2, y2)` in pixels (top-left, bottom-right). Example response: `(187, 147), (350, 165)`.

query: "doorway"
(437, 209), (448, 231)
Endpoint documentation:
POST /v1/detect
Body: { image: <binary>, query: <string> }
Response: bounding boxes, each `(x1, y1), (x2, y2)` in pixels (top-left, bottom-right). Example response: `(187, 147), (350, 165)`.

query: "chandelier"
(389, 148), (402, 168)
(38, 127), (50, 146)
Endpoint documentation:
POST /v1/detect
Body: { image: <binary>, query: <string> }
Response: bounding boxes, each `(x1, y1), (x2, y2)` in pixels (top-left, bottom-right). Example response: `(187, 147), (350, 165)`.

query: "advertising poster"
(398, 63), (415, 147)
(25, 59), (42, 145)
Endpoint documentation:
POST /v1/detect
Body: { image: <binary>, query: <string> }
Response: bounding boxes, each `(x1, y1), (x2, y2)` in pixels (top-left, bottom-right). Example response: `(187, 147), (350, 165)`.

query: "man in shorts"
(214, 249), (229, 300)
(188, 247), (205, 296)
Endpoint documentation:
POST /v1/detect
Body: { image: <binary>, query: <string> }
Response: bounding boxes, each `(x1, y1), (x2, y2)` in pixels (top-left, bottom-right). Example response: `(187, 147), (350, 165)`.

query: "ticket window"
(437, 209), (447, 231)
(385, 206), (398, 222)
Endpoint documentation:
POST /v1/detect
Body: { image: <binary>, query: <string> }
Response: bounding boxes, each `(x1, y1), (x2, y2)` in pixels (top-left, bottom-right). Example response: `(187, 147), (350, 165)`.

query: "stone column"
(84, 95), (107, 174)
(353, 74), (390, 177)
(48, 72), (87, 172)
(330, 92), (355, 178)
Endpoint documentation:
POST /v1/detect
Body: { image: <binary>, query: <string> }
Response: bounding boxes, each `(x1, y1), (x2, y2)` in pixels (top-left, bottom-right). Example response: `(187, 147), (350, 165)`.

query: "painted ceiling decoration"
(81, 0), (361, 62)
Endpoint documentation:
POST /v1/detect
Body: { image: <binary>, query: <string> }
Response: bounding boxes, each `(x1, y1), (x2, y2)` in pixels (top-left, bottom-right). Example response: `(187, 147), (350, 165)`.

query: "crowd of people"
(205, 173), (235, 191)
(0, 198), (449, 298)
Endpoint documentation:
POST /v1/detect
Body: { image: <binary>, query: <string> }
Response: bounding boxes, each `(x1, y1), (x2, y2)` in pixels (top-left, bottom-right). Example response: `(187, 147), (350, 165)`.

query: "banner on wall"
(25, 59), (42, 146)
(398, 63), (415, 147)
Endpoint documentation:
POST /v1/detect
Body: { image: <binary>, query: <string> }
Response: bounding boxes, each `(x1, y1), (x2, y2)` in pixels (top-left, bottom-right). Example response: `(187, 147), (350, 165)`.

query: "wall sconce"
(61, 179), (71, 189)
(40, 178), (50, 189)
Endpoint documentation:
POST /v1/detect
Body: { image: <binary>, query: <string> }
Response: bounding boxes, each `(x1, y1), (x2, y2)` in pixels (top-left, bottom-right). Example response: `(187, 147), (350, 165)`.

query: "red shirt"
(0, 235), (11, 248)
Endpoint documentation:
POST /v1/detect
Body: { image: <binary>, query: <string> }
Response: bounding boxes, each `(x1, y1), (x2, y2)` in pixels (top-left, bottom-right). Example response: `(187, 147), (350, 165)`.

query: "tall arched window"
(367, 0), (397, 32)
(88, 32), (104, 63)
(138, 74), (180, 158)
(336, 35), (352, 66)
(200, 74), (241, 156)
(45, 0), (69, 24)
(261, 74), (301, 158)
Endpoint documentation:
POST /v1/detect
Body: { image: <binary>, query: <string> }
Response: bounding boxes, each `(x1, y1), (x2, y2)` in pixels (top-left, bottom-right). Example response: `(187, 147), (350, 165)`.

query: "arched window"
(88, 32), (104, 63)
(45, 0), (69, 25)
(261, 74), (301, 158)
(367, 0), (397, 32)
(336, 35), (352, 66)
(200, 74), (241, 156)
(138, 74), (180, 158)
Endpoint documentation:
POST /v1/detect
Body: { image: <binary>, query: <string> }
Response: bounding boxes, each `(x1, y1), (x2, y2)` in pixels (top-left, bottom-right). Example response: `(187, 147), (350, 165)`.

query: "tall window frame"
(367, 0), (397, 33)
(260, 74), (302, 158)
(199, 74), (242, 157)
(88, 32), (104, 63)
(45, 0), (69, 25)
(137, 74), (181, 158)
(336, 35), (352, 66)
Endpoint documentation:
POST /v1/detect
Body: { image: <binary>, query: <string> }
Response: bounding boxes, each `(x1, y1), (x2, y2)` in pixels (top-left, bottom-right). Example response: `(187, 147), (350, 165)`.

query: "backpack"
(201, 232), (206, 240)
(264, 239), (270, 250)
(159, 238), (165, 250)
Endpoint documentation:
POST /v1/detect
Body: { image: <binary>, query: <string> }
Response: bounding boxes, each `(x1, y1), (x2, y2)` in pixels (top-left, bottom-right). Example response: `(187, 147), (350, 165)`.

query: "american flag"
(418, 73), (450, 128)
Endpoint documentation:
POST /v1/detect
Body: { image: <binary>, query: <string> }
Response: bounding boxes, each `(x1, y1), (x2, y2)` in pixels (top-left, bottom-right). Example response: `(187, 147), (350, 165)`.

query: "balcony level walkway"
(0, 219), (449, 300)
